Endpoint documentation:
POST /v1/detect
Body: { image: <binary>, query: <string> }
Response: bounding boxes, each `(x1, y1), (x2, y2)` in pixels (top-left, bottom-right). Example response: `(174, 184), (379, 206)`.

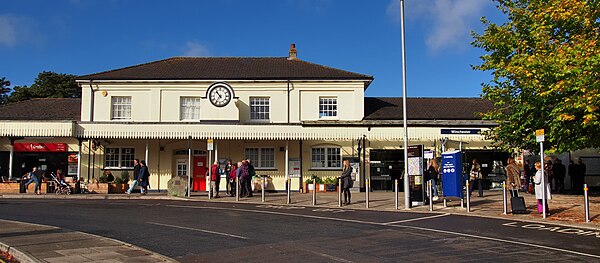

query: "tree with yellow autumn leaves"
(472, 0), (600, 153)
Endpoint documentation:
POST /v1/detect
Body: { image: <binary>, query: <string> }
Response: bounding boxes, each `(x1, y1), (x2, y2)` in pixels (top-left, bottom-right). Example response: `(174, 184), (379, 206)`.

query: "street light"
(399, 0), (410, 209)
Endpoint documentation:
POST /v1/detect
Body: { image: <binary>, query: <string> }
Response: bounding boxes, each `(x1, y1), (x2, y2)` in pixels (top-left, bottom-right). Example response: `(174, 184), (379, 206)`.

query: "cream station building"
(0, 45), (503, 192)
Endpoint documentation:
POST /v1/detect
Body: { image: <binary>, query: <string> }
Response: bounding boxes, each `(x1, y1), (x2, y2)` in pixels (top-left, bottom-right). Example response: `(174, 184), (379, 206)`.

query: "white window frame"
(245, 147), (275, 169)
(311, 146), (342, 169)
(180, 97), (202, 121)
(319, 97), (337, 119)
(111, 96), (132, 120)
(104, 147), (136, 169)
(249, 97), (270, 121)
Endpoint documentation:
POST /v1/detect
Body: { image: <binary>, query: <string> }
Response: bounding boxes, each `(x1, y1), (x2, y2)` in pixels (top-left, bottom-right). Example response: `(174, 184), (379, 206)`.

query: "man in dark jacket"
(552, 159), (566, 194)
(126, 159), (141, 194)
(138, 160), (150, 195)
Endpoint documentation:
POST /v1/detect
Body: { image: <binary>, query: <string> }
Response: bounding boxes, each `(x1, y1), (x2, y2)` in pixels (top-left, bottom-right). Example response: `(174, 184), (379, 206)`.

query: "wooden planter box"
(0, 182), (21, 194)
(109, 183), (129, 193)
(87, 183), (109, 194)
(305, 183), (336, 193)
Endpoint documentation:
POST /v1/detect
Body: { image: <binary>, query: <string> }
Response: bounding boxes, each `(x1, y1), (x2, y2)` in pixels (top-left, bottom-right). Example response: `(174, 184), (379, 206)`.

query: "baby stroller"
(50, 172), (72, 195)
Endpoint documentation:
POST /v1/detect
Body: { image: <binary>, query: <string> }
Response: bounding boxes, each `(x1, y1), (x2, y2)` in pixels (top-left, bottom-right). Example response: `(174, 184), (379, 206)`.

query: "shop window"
(245, 147), (275, 168)
(180, 97), (201, 120)
(312, 146), (341, 168)
(250, 97), (270, 121)
(319, 97), (337, 118)
(104, 147), (135, 168)
(111, 96), (132, 120)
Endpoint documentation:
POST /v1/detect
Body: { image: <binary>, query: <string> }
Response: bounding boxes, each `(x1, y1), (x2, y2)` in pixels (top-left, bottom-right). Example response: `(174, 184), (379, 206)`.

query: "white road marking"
(382, 213), (450, 225)
(147, 221), (248, 240)
(166, 204), (600, 259)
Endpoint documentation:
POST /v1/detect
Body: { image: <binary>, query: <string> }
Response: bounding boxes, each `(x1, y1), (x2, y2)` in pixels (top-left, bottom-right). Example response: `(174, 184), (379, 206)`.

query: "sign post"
(536, 129), (547, 219)
(407, 145), (425, 207)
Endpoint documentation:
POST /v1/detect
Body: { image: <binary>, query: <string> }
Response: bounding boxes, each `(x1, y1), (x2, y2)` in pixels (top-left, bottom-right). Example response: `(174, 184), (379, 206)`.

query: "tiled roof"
(0, 98), (81, 120)
(77, 57), (373, 81)
(364, 97), (493, 120)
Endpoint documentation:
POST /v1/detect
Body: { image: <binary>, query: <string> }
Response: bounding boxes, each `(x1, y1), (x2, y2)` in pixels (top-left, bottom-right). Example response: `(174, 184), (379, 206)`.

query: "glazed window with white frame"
(311, 146), (341, 168)
(250, 97), (270, 121)
(245, 147), (275, 168)
(319, 97), (337, 118)
(111, 96), (132, 120)
(180, 97), (201, 120)
(104, 147), (135, 168)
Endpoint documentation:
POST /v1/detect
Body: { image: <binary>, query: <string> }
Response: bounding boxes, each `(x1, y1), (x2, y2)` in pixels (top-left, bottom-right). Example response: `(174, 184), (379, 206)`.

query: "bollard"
(503, 181), (508, 215)
(312, 178), (317, 206)
(584, 184), (590, 223)
(208, 180), (212, 200)
(286, 178), (291, 204)
(261, 176), (265, 203)
(235, 177), (240, 202)
(466, 180), (470, 213)
(395, 179), (399, 210)
(338, 178), (342, 207)
(365, 177), (370, 209)
(443, 198), (447, 208)
(428, 180), (433, 211)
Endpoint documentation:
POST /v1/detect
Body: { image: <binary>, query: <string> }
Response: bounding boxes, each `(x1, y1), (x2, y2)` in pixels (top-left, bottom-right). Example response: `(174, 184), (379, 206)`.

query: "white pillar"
(145, 141), (149, 164)
(77, 140), (82, 181)
(187, 136), (192, 197)
(285, 141), (289, 190)
(8, 141), (14, 180)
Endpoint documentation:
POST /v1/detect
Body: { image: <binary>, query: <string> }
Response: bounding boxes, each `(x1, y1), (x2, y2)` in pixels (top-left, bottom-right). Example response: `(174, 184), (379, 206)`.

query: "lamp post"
(399, 0), (410, 209)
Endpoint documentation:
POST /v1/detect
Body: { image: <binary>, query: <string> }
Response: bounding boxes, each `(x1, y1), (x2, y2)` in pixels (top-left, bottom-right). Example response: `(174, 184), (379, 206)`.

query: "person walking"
(138, 160), (150, 195)
(469, 158), (484, 197)
(533, 161), (551, 215)
(24, 166), (42, 195)
(126, 159), (141, 194)
(506, 157), (521, 197)
(340, 159), (353, 205)
(425, 159), (440, 201)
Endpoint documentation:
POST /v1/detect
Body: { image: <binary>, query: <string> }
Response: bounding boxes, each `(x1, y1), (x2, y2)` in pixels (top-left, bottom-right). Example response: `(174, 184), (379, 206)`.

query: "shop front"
(8, 142), (78, 179)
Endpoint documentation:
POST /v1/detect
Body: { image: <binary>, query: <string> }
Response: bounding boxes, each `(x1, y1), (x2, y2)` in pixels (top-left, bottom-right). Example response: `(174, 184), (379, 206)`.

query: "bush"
(120, 170), (130, 182)
(323, 177), (338, 185)
(98, 174), (108, 183)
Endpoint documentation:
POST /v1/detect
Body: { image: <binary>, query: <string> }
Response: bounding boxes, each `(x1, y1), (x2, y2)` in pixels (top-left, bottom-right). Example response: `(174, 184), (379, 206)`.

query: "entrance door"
(193, 156), (207, 191)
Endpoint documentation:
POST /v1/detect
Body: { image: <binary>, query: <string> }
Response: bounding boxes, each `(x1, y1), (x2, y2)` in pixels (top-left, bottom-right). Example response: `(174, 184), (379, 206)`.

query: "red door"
(193, 156), (207, 191)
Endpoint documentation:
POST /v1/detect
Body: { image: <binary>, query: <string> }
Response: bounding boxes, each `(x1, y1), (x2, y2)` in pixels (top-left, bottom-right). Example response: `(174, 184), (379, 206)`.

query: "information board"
(442, 150), (463, 198)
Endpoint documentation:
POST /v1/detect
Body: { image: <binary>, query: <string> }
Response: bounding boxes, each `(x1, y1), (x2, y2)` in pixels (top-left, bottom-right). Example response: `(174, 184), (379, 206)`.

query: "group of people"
(208, 159), (256, 198)
(522, 158), (587, 195)
(126, 159), (150, 195)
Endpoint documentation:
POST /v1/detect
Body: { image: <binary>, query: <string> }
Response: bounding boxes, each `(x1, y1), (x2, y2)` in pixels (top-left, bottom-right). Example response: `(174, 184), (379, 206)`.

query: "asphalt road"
(0, 199), (599, 262)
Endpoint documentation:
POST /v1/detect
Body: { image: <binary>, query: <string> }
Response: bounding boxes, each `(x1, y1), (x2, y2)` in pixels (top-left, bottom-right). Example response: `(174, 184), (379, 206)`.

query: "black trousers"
(342, 188), (351, 203)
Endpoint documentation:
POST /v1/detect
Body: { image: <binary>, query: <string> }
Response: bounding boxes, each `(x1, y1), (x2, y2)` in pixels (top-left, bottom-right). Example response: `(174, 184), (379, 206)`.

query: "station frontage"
(1, 46), (596, 193)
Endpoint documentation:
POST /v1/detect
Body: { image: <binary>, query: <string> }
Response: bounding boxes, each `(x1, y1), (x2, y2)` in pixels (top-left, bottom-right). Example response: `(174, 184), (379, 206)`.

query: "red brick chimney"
(288, 44), (298, 60)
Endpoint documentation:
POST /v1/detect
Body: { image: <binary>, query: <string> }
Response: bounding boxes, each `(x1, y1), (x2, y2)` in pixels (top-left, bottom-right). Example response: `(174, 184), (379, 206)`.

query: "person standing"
(340, 159), (353, 205)
(237, 161), (247, 197)
(506, 157), (521, 197)
(224, 160), (232, 196)
(246, 159), (255, 197)
(578, 158), (587, 194)
(469, 159), (484, 197)
(24, 166), (41, 194)
(126, 159), (141, 194)
(425, 159), (440, 201)
(533, 161), (551, 214)
(208, 161), (220, 198)
(229, 162), (238, 197)
(523, 160), (533, 192)
(552, 159), (566, 194)
(138, 160), (150, 195)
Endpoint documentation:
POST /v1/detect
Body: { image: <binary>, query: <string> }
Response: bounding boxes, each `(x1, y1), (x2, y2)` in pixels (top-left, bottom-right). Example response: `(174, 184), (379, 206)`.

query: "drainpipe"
(287, 79), (290, 124)
(89, 80), (95, 122)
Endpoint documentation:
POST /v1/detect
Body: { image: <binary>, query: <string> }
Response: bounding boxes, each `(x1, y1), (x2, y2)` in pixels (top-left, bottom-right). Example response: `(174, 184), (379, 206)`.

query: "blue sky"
(1, 0), (505, 98)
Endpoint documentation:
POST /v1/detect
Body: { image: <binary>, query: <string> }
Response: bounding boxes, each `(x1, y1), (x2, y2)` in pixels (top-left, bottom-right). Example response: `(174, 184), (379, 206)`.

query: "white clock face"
(209, 85), (232, 107)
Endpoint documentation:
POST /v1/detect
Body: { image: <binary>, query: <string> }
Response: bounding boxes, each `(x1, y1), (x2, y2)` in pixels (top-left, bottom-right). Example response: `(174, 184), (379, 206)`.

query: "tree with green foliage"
(7, 71), (80, 103)
(472, 0), (600, 153)
(0, 77), (10, 104)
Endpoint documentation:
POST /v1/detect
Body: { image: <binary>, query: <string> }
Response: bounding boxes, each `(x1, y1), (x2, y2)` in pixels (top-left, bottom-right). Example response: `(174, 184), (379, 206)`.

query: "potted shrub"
(323, 177), (339, 192)
(304, 175), (325, 193)
(109, 171), (130, 193)
(88, 174), (109, 194)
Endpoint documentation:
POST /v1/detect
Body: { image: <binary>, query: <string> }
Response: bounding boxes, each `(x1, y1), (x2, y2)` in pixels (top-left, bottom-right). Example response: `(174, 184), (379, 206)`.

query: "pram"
(50, 172), (72, 195)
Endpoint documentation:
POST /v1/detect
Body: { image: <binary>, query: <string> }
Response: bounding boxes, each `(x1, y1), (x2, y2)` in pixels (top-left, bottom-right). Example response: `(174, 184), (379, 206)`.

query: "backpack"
(241, 165), (250, 178)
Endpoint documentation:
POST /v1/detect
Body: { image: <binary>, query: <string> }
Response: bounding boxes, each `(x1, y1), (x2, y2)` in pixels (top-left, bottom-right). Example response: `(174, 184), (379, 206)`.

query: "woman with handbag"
(533, 161), (551, 214)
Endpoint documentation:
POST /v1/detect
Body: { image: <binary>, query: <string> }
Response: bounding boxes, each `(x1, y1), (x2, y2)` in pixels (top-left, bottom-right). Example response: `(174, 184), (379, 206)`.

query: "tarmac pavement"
(0, 189), (598, 262)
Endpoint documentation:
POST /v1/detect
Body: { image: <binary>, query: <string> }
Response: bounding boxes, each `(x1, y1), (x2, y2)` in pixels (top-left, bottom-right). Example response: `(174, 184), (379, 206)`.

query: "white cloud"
(0, 14), (40, 47)
(181, 41), (211, 57)
(387, 0), (488, 53)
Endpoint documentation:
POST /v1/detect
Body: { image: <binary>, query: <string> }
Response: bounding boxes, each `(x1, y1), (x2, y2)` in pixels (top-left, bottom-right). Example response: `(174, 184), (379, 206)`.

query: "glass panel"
(250, 97), (270, 120)
(312, 148), (325, 168)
